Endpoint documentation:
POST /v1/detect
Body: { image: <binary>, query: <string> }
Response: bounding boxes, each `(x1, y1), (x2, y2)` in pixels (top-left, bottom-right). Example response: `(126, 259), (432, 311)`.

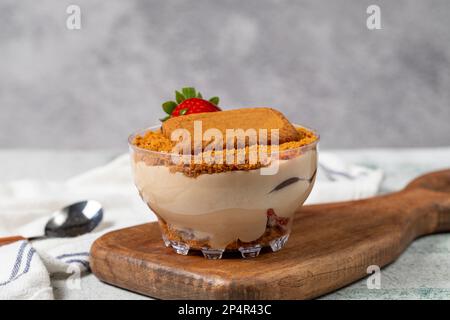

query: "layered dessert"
(129, 87), (319, 259)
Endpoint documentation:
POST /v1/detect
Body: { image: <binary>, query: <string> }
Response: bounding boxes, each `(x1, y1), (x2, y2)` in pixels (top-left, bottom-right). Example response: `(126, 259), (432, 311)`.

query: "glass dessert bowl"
(128, 122), (319, 260)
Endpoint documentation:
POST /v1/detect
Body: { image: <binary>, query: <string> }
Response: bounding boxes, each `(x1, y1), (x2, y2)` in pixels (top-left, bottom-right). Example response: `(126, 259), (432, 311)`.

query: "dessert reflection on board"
(128, 88), (319, 259)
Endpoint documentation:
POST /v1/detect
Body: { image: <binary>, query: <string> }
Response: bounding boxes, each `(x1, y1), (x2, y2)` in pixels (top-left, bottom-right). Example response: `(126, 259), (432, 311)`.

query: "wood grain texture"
(90, 169), (450, 299)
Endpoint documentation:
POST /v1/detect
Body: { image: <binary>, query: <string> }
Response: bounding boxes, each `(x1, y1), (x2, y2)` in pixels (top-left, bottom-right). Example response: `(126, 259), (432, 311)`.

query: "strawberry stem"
(182, 87), (196, 99)
(175, 91), (185, 104)
(162, 101), (177, 114)
(209, 97), (219, 105)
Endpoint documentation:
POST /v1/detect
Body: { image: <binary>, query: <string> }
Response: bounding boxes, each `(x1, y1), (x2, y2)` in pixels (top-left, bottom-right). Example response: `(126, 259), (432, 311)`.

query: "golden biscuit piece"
(161, 107), (300, 151)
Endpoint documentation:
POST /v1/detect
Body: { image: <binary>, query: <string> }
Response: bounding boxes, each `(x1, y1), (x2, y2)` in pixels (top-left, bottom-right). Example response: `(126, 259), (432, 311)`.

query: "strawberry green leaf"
(162, 101), (177, 114)
(182, 87), (196, 99)
(159, 115), (170, 122)
(197, 92), (203, 99)
(180, 108), (188, 115)
(175, 91), (185, 104)
(209, 97), (219, 105)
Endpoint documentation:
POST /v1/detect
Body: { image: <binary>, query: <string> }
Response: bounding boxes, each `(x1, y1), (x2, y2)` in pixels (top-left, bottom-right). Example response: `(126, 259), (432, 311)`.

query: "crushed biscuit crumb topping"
(131, 127), (318, 177)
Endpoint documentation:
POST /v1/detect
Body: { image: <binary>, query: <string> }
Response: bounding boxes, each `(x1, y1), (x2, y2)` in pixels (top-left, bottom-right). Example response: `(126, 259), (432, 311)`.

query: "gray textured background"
(0, 0), (449, 150)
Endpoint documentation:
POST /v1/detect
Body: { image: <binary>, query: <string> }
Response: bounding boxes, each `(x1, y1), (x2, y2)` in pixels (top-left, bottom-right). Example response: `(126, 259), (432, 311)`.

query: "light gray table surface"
(1, 147), (449, 300)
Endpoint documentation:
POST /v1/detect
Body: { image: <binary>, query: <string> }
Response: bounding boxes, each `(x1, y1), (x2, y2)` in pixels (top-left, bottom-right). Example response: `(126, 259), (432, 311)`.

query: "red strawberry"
(160, 87), (221, 121)
(172, 98), (220, 116)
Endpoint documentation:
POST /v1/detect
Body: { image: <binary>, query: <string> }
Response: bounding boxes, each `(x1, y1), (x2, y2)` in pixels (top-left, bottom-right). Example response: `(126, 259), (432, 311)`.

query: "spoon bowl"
(45, 200), (104, 238)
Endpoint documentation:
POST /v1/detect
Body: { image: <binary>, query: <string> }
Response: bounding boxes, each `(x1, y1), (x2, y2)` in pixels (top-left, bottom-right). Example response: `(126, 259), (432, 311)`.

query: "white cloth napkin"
(306, 153), (384, 204)
(0, 152), (383, 299)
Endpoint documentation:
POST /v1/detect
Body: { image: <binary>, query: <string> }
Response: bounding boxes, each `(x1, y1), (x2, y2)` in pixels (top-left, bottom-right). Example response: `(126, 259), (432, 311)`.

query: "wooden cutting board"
(90, 169), (450, 299)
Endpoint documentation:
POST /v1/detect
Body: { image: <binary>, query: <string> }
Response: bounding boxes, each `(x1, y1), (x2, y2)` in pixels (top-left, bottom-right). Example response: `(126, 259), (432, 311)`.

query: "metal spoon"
(0, 200), (103, 246)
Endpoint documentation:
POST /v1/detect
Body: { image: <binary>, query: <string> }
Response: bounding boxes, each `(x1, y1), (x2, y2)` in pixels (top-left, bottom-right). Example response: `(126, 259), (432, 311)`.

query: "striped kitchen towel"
(0, 241), (52, 299)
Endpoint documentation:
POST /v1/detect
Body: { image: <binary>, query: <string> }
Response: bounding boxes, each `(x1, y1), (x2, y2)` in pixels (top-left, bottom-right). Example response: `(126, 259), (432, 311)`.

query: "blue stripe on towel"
(22, 247), (35, 274)
(56, 252), (90, 260)
(319, 163), (356, 180)
(0, 241), (27, 285)
(9, 241), (28, 281)
(0, 243), (36, 286)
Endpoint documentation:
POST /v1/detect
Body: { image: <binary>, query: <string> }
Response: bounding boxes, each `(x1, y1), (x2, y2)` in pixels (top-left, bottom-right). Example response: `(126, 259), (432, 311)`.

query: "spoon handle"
(0, 236), (26, 246)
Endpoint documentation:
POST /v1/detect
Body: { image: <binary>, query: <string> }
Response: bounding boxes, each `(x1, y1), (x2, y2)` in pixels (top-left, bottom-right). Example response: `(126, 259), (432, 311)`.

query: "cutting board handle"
(405, 169), (450, 194)
(403, 169), (450, 233)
